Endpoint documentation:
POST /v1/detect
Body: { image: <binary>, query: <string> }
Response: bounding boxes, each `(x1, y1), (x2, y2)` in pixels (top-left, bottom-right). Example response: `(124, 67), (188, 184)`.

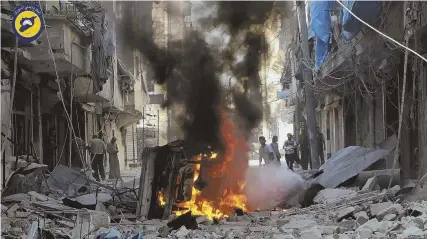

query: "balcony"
(17, 1), (91, 76)
(314, 2), (402, 90)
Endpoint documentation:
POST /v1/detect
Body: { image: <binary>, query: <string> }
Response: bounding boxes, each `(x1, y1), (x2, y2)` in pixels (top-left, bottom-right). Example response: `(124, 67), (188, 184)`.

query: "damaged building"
(5, 1), (427, 239)
(1, 1), (152, 185)
(285, 1), (427, 180)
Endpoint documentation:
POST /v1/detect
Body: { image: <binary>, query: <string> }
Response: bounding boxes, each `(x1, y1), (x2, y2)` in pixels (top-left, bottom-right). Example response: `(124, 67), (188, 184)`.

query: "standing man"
(258, 136), (276, 166)
(88, 134), (106, 182)
(283, 133), (297, 171)
(270, 136), (281, 165)
(107, 137), (121, 180)
(317, 127), (326, 165)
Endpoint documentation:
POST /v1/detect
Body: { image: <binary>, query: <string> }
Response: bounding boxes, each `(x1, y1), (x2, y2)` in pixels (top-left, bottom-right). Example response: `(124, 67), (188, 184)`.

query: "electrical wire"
(336, 0), (427, 64)
(38, 1), (87, 167)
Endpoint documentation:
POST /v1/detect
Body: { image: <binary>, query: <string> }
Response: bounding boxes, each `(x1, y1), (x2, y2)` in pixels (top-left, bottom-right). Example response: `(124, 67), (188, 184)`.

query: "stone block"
(370, 202), (393, 216)
(362, 176), (378, 192)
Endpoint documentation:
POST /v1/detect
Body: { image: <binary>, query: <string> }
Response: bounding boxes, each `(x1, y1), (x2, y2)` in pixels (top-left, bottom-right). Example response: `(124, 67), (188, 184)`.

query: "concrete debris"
(370, 202), (393, 216)
(355, 211), (369, 225)
(313, 188), (358, 204)
(387, 185), (401, 197)
(335, 206), (356, 221)
(315, 146), (392, 188)
(383, 213), (397, 221)
(361, 176), (378, 192)
(300, 226), (322, 239)
(1, 204), (8, 214)
(74, 193), (112, 205)
(1, 164), (427, 239)
(376, 203), (403, 220)
(175, 226), (190, 238)
(281, 217), (317, 230)
(398, 226), (424, 239)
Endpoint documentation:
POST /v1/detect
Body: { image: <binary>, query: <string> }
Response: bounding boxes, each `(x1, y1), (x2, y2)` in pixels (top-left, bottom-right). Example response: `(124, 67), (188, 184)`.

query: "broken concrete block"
(175, 226), (190, 238)
(387, 185), (401, 196)
(316, 225), (338, 235)
(1, 204), (7, 214)
(15, 211), (31, 218)
(362, 176), (379, 192)
(355, 211), (369, 225)
(335, 207), (355, 220)
(273, 234), (296, 239)
(356, 218), (380, 232)
(8, 227), (23, 236)
(300, 226), (322, 239)
(376, 204), (403, 220)
(356, 227), (372, 238)
(312, 225), (338, 235)
(280, 228), (295, 234)
(370, 202), (393, 216)
(6, 204), (19, 218)
(27, 191), (52, 202)
(313, 188), (357, 204)
(338, 220), (357, 232)
(338, 231), (355, 239)
(383, 213), (397, 221)
(377, 220), (395, 233)
(281, 218), (316, 230)
(196, 216), (207, 224)
(397, 226), (424, 239)
(401, 216), (424, 229)
(322, 235), (336, 239)
(1, 220), (11, 233)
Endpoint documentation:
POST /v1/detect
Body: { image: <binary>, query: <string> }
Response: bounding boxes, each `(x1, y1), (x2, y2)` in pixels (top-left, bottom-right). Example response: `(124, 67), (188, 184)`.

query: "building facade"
(289, 1), (427, 178)
(1, 1), (151, 186)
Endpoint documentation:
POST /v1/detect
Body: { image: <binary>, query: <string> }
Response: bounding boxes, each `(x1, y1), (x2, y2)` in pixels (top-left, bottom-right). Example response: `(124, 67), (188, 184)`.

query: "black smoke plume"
(118, 1), (275, 152)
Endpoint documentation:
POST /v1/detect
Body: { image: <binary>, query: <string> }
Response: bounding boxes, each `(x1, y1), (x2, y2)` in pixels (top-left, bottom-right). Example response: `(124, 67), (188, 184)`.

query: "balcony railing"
(42, 1), (93, 36)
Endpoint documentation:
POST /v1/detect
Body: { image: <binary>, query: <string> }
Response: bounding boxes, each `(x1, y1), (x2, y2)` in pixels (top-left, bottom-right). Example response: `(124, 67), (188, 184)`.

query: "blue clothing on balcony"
(309, 1), (333, 70)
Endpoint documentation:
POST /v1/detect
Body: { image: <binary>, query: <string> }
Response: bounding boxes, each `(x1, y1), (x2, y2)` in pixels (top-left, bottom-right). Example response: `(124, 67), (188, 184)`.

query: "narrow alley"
(2, 1), (427, 239)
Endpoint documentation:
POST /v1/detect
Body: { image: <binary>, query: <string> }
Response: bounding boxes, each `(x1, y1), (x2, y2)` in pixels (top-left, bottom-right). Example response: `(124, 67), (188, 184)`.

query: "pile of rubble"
(3, 138), (427, 239)
(127, 186), (427, 239)
(1, 161), (141, 239)
(4, 180), (426, 239)
(104, 188), (426, 239)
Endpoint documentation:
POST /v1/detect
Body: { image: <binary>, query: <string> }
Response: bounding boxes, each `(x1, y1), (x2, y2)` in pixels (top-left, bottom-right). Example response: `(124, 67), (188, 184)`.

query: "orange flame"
(158, 191), (166, 206)
(175, 108), (249, 220)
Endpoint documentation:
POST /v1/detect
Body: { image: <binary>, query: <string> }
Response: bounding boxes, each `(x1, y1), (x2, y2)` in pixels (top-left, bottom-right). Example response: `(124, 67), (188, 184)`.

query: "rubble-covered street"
(3, 164), (427, 239)
(4, 1), (427, 239)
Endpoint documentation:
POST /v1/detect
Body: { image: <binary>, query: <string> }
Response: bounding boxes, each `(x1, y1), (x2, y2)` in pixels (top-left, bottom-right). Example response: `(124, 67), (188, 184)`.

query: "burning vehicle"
(137, 109), (251, 221)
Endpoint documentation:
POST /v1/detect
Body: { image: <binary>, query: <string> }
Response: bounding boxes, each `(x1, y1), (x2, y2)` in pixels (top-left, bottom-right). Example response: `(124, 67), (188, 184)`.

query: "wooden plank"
(162, 150), (182, 220)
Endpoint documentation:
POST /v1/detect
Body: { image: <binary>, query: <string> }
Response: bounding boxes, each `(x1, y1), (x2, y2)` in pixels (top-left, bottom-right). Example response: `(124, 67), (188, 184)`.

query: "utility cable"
(336, 0), (427, 64)
(38, 0), (86, 167)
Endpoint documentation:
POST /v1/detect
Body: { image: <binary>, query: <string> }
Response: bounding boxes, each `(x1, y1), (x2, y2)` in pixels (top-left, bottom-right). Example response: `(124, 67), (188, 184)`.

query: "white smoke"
(244, 165), (308, 210)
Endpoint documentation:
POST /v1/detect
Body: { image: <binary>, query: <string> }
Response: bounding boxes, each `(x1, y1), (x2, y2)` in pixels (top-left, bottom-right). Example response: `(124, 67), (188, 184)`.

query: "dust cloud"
(245, 165), (308, 210)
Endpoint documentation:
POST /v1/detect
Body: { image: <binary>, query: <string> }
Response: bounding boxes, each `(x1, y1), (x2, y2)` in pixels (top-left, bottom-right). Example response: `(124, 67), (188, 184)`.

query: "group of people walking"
(258, 126), (325, 171)
(72, 134), (122, 182)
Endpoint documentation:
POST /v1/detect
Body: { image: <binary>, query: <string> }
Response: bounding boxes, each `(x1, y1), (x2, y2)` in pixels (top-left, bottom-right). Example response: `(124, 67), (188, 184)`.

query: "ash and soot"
(120, 1), (283, 220)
